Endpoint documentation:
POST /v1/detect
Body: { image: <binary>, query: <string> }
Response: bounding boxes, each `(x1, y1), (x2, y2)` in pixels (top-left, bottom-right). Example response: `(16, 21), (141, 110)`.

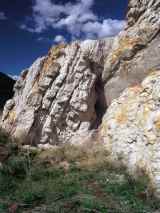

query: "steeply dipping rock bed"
(2, 0), (160, 198)
(1, 39), (113, 145)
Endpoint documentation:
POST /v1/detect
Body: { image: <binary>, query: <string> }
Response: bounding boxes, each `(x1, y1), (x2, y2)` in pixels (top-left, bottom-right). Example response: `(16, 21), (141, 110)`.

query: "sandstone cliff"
(2, 0), (160, 197)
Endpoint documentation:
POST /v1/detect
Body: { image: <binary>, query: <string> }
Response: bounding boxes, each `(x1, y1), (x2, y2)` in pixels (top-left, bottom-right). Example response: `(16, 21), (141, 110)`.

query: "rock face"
(2, 0), (160, 197)
(98, 0), (160, 196)
(100, 71), (160, 197)
(103, 0), (160, 104)
(1, 39), (113, 144)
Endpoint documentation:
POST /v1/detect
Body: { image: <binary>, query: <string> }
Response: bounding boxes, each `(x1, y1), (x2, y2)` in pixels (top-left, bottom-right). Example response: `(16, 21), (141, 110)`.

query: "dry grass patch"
(36, 142), (110, 171)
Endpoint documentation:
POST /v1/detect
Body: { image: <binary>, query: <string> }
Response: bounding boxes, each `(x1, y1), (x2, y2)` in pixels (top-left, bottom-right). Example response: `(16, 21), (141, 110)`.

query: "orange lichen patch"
(32, 43), (66, 90)
(116, 107), (128, 124)
(110, 36), (141, 64)
(42, 43), (66, 72)
(111, 49), (122, 64)
(128, 85), (143, 93)
(155, 115), (160, 130)
(119, 36), (141, 50)
(8, 109), (16, 123)
(100, 122), (108, 135)
(155, 120), (160, 130)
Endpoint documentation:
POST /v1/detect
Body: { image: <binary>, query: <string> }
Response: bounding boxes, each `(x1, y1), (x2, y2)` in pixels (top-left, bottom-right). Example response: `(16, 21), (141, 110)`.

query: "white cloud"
(54, 35), (66, 43)
(21, 0), (125, 40)
(0, 12), (7, 20)
(82, 19), (125, 38)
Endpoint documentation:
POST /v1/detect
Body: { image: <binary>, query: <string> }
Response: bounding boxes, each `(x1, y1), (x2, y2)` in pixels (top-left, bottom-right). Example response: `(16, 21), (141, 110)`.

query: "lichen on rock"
(1, 39), (113, 145)
(1, 0), (160, 198)
(100, 71), (160, 197)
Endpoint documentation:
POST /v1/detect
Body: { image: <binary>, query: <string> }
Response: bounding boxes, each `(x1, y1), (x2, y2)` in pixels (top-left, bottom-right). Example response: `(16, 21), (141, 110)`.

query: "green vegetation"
(0, 130), (159, 213)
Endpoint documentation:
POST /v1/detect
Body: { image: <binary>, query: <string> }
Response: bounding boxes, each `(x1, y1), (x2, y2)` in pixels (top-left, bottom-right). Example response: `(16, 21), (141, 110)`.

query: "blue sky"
(0, 0), (128, 77)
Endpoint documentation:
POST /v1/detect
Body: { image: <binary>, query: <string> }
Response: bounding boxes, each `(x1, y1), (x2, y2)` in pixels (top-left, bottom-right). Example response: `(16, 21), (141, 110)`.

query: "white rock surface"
(100, 71), (160, 197)
(2, 0), (160, 198)
(1, 40), (113, 145)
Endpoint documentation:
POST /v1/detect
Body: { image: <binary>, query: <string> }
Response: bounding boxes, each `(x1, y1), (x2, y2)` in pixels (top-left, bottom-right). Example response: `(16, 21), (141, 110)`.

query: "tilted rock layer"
(2, 0), (160, 197)
(1, 39), (113, 144)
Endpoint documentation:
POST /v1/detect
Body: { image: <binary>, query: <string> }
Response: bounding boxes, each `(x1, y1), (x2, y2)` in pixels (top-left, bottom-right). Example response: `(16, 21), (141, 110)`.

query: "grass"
(0, 131), (159, 212)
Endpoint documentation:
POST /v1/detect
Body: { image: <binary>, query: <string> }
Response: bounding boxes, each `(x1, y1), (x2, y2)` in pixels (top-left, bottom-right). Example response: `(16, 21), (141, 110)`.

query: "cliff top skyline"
(0, 0), (128, 77)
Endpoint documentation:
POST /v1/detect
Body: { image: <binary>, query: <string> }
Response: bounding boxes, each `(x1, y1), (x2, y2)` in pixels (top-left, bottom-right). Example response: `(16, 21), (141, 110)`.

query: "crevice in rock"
(91, 75), (107, 129)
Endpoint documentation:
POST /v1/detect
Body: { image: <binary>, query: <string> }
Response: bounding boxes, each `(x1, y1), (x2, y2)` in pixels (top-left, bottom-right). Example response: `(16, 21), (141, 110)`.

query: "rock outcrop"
(100, 71), (160, 197)
(1, 39), (113, 144)
(2, 0), (160, 197)
(98, 0), (160, 197)
(103, 0), (160, 104)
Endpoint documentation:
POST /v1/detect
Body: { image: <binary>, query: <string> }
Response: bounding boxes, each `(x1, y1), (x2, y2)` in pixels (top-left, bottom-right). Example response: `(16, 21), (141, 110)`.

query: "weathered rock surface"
(1, 0), (160, 197)
(1, 39), (113, 144)
(100, 71), (160, 197)
(99, 0), (160, 196)
(103, 0), (160, 104)
(2, 0), (160, 144)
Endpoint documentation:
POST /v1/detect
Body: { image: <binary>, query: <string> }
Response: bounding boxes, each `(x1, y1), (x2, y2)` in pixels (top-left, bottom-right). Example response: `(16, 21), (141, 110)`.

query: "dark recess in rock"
(91, 75), (107, 129)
